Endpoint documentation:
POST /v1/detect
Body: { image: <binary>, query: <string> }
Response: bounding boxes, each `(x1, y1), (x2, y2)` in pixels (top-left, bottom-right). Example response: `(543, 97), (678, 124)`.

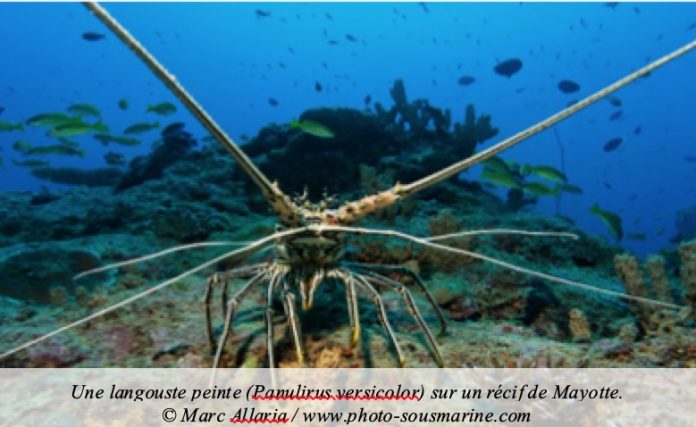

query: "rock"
(102, 325), (136, 362)
(151, 205), (211, 242)
(0, 246), (110, 304)
(176, 352), (207, 368)
(617, 322), (639, 343)
(428, 273), (466, 307)
(48, 286), (70, 307)
(119, 273), (146, 290)
(0, 296), (35, 323)
(153, 343), (191, 361)
(115, 126), (196, 192)
(26, 335), (86, 367)
(447, 297), (481, 321)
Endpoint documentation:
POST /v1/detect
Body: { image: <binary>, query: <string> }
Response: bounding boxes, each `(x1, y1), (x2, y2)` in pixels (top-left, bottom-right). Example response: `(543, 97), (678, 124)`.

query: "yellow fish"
(481, 168), (519, 188)
(522, 181), (553, 196)
(589, 203), (623, 241)
(531, 165), (567, 183)
(290, 120), (335, 139)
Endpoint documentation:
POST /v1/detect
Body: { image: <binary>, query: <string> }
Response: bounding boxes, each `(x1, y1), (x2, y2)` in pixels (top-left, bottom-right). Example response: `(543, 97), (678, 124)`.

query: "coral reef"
(115, 124), (197, 192)
(375, 79), (452, 141)
(451, 104), (498, 159)
(674, 203), (696, 241)
(614, 248), (695, 339)
(31, 167), (123, 187)
(0, 85), (694, 370)
(241, 80), (498, 199)
(243, 107), (396, 199)
(505, 188), (537, 212)
(0, 245), (110, 304)
(2, 161), (695, 368)
(679, 240), (696, 311)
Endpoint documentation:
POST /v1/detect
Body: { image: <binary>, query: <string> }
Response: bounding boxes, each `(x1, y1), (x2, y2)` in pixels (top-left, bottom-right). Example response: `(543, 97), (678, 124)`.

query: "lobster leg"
(349, 270), (406, 367)
(0, 233), (285, 362)
(204, 274), (217, 352)
(265, 268), (286, 368)
(205, 263), (268, 353)
(331, 269), (362, 348)
(350, 262), (447, 336)
(281, 285), (305, 366)
(364, 272), (444, 367)
(346, 275), (361, 347)
(212, 271), (267, 369)
(221, 279), (229, 320)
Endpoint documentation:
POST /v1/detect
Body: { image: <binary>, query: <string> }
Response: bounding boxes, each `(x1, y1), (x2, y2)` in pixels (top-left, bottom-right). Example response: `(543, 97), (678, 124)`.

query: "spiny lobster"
(2, 3), (694, 368)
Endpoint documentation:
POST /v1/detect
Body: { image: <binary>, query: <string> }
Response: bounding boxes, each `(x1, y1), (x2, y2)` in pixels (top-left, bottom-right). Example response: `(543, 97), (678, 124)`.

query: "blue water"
(1, 2), (695, 256)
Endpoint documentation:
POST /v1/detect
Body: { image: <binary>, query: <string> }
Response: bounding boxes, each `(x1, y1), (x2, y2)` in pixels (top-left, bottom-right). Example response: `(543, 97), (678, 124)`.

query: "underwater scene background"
(0, 2), (695, 368)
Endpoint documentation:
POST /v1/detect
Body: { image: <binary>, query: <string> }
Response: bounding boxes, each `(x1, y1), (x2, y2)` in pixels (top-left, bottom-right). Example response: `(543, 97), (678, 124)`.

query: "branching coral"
(614, 254), (652, 330)
(452, 105), (498, 158)
(614, 248), (693, 336)
(378, 79), (452, 140)
(646, 255), (673, 303)
(568, 308), (592, 343)
(679, 240), (696, 312)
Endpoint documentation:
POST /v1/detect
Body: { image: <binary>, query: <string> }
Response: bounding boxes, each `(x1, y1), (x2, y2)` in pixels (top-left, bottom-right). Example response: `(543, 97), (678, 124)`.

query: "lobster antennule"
(336, 38), (696, 224)
(83, 2), (302, 225)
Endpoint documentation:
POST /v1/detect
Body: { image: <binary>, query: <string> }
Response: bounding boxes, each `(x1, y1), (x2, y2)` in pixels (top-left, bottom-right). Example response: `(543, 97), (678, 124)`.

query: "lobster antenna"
(321, 225), (682, 310)
(337, 38), (696, 223)
(83, 2), (301, 225)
